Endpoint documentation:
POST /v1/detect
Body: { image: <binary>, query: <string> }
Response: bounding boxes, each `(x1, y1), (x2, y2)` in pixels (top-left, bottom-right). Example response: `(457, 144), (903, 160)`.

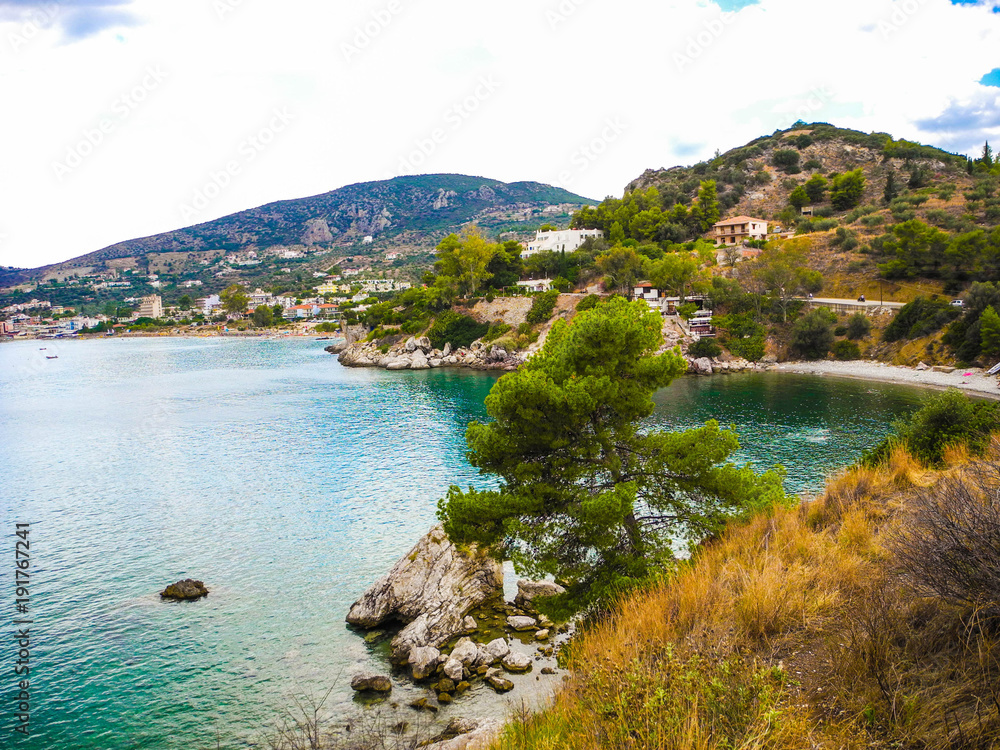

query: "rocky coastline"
(346, 525), (571, 747)
(330, 335), (525, 372)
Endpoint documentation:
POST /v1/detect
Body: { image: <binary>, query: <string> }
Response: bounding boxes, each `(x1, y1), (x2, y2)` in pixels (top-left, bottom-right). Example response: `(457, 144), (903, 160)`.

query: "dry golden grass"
(494, 444), (1000, 750)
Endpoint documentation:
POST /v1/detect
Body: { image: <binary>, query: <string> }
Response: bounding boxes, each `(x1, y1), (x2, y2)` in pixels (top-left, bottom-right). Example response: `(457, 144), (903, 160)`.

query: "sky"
(0, 0), (999, 270)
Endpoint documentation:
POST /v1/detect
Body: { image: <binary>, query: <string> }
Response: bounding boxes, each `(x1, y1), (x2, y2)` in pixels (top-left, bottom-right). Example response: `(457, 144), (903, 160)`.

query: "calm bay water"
(0, 337), (926, 749)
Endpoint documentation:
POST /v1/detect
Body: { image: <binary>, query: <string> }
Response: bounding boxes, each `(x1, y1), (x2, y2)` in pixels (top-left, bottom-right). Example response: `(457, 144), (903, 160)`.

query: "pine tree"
(438, 298), (786, 614)
(884, 169), (899, 204)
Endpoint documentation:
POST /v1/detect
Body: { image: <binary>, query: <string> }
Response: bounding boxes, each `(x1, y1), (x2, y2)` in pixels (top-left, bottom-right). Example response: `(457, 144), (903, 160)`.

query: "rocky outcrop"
(514, 579), (566, 609)
(346, 524), (503, 665)
(685, 355), (759, 375)
(423, 718), (503, 750)
(337, 337), (524, 372)
(160, 579), (209, 600)
(350, 673), (392, 693)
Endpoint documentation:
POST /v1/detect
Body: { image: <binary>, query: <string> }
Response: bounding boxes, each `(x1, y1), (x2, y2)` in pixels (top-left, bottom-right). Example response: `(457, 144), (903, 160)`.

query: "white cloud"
(1, 0), (999, 268)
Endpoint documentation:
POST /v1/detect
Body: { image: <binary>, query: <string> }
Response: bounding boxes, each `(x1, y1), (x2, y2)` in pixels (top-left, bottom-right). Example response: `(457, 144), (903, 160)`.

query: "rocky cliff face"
(346, 524), (503, 663)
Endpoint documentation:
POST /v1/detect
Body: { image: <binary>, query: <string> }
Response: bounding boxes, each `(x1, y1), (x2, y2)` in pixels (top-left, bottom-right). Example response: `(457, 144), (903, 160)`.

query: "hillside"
(0, 175), (594, 291)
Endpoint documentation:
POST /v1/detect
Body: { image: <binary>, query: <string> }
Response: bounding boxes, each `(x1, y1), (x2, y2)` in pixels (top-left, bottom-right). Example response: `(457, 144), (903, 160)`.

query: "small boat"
(39, 347), (46, 350)
(46, 355), (58, 360)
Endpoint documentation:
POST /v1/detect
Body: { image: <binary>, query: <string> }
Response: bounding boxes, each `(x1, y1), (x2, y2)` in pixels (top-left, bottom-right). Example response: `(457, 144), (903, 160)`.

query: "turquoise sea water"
(0, 338), (926, 749)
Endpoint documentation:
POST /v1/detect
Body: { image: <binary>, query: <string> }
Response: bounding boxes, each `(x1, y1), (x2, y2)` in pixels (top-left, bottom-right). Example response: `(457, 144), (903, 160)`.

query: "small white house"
(516, 278), (553, 293)
(523, 229), (603, 258)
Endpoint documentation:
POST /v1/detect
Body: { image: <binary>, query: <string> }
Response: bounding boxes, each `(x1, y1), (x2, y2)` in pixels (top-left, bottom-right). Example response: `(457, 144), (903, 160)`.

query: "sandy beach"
(775, 360), (1000, 400)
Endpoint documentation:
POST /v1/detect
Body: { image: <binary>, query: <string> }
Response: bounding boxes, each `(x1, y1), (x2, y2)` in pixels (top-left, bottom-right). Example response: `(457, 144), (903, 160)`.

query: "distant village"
(0, 215), (775, 340)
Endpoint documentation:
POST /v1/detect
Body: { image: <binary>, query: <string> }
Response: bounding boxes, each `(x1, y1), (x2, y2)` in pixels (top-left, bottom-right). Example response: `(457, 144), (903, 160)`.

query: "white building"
(523, 229), (603, 258)
(135, 295), (163, 319)
(199, 294), (221, 315)
(516, 278), (553, 293)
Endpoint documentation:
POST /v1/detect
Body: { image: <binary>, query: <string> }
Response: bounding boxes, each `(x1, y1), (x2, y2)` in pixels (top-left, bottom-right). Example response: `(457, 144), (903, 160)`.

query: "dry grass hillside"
(493, 441), (1000, 750)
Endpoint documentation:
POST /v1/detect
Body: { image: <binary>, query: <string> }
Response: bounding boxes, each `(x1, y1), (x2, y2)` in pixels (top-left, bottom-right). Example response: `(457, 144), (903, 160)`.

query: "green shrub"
(834, 326), (848, 336)
(862, 389), (1000, 467)
(576, 294), (601, 312)
(803, 158), (822, 170)
(688, 338), (722, 358)
(882, 297), (960, 342)
(772, 149), (801, 173)
(482, 323), (512, 343)
(791, 308), (837, 359)
(832, 340), (861, 360)
(526, 290), (560, 325)
(427, 312), (489, 350)
(846, 312), (872, 340)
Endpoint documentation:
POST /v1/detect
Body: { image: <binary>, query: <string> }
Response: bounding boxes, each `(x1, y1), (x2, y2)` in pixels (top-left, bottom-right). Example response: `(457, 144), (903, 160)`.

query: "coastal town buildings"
(523, 229), (603, 258)
(135, 295), (164, 319)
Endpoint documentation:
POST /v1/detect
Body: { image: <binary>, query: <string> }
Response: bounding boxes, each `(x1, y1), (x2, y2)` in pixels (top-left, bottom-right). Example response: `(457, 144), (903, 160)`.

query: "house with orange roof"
(712, 216), (768, 246)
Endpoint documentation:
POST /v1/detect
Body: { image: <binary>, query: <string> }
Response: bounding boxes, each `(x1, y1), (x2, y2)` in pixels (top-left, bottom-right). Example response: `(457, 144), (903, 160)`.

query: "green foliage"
(804, 174), (828, 203)
(830, 169), (866, 210)
(715, 312), (767, 362)
(788, 186), (810, 209)
(790, 308), (837, 359)
(434, 227), (499, 297)
(526, 290), (560, 325)
(677, 302), (699, 320)
(221, 283), (249, 315)
(882, 297), (960, 342)
(597, 247), (645, 295)
(314, 322), (339, 333)
(650, 253), (699, 301)
(943, 282), (1000, 361)
(863, 389), (1000, 467)
(688, 338), (722, 358)
(438, 298), (785, 614)
(772, 149), (801, 174)
(251, 304), (274, 327)
(832, 340), (861, 360)
(572, 180), (721, 245)
(575, 294), (601, 312)
(846, 312), (872, 340)
(876, 220), (951, 279)
(426, 311), (489, 350)
(979, 305), (1000, 357)
(482, 322), (512, 344)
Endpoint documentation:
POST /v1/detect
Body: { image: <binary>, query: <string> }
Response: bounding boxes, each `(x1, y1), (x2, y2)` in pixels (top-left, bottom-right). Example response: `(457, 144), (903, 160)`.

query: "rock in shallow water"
(350, 673), (392, 693)
(506, 615), (537, 631)
(160, 579), (209, 600)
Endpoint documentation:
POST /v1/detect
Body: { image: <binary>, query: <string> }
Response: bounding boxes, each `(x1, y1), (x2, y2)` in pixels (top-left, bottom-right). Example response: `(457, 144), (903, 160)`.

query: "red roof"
(713, 216), (766, 227)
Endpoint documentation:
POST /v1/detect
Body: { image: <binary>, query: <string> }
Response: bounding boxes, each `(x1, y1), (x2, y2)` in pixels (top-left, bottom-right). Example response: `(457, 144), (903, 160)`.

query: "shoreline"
(10, 333), (1000, 401)
(773, 360), (1000, 400)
